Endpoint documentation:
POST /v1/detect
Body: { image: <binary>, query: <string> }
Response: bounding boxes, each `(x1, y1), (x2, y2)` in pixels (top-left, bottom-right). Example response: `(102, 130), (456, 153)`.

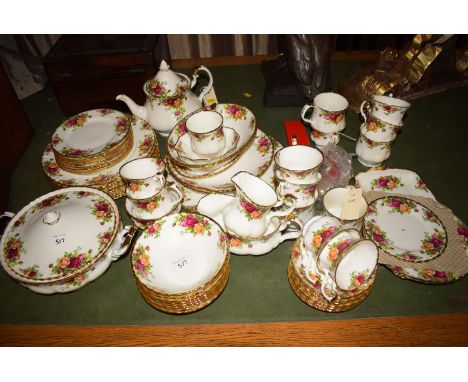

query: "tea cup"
(360, 95), (410, 126)
(301, 92), (348, 133)
(322, 186), (368, 230)
(276, 173), (321, 209)
(361, 113), (400, 142)
(186, 109), (226, 158)
(274, 145), (323, 184)
(120, 158), (166, 200)
(355, 124), (395, 167)
(319, 238), (378, 301)
(127, 182), (183, 220)
(310, 128), (340, 147)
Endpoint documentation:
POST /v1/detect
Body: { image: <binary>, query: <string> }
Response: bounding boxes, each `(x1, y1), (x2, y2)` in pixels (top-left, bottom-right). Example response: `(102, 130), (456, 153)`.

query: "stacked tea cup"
(274, 145), (323, 223)
(356, 95), (411, 167)
(119, 158), (183, 229)
(301, 92), (349, 147)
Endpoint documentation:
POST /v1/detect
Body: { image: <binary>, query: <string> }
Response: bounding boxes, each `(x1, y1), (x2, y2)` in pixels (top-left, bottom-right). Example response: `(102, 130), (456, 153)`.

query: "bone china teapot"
(116, 60), (213, 137)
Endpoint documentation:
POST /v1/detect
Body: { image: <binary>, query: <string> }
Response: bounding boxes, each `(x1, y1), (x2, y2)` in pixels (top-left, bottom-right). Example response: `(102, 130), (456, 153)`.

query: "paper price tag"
(203, 86), (218, 106)
(340, 186), (364, 220)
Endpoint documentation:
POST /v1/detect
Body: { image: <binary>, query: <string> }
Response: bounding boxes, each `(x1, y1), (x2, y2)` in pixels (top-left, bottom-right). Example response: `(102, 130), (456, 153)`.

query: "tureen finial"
(43, 211), (61, 225)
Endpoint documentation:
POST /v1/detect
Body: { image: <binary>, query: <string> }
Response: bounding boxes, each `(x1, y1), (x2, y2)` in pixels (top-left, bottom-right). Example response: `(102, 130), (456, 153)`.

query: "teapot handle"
(191, 65), (214, 103)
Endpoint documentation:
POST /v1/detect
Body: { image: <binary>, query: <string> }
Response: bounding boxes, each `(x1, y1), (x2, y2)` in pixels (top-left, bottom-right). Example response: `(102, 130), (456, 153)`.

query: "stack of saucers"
(356, 95), (411, 167)
(166, 103), (280, 211)
(42, 112), (160, 199)
(288, 215), (378, 312)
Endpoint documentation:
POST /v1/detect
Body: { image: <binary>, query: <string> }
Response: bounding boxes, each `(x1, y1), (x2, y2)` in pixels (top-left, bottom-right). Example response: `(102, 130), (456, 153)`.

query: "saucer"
(125, 186), (182, 221)
(175, 127), (240, 163)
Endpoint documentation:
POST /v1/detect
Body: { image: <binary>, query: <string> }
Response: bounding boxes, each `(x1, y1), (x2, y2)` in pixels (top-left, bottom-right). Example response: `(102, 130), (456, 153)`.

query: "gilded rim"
(366, 111), (403, 129)
(363, 196), (448, 264)
(371, 96), (410, 109)
(231, 170), (278, 208)
(313, 92), (349, 114)
(119, 157), (166, 184)
(273, 145), (324, 174)
(186, 109), (224, 135)
(323, 186), (368, 222)
(1, 187), (121, 284)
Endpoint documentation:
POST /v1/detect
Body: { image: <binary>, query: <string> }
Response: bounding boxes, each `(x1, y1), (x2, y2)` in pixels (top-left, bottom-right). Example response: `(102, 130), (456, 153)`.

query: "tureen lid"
(0, 187), (120, 284)
(144, 60), (190, 99)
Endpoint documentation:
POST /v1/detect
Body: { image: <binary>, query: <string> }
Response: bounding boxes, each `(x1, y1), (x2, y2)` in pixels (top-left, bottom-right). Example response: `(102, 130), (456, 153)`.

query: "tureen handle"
(191, 65), (214, 103)
(360, 100), (369, 121)
(300, 103), (314, 125)
(111, 225), (138, 261)
(0, 212), (15, 239)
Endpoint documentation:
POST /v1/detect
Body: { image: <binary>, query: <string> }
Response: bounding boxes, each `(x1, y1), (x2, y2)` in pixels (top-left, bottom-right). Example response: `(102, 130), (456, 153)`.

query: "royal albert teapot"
(117, 60), (213, 136)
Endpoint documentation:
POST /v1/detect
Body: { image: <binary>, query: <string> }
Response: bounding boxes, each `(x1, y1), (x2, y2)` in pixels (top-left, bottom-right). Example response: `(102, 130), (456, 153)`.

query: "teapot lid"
(144, 60), (190, 99)
(0, 187), (120, 284)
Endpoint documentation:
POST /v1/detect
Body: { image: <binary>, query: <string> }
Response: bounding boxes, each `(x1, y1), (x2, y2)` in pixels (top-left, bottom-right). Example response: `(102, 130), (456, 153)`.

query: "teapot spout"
(116, 94), (147, 121)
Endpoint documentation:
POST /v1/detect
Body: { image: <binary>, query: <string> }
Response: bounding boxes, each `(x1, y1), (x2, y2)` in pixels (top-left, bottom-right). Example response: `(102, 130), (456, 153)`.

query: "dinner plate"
(51, 109), (131, 158)
(42, 116), (158, 189)
(167, 129), (273, 193)
(168, 137), (282, 211)
(175, 127), (240, 163)
(167, 103), (257, 169)
(364, 196), (447, 262)
(355, 168), (435, 200)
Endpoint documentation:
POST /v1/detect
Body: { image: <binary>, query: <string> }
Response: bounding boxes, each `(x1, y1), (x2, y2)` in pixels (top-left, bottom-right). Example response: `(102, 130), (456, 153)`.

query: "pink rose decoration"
(229, 105), (239, 114)
(7, 247), (19, 260)
(434, 271), (447, 279)
(431, 234), (443, 247)
(321, 227), (335, 241)
(134, 260), (146, 275)
(457, 226), (468, 237)
(337, 239), (352, 253)
(373, 232), (384, 243)
(241, 200), (257, 214)
(378, 177), (388, 188)
(68, 255), (83, 268)
(182, 215), (198, 228)
(96, 203), (109, 212)
(390, 198), (402, 208)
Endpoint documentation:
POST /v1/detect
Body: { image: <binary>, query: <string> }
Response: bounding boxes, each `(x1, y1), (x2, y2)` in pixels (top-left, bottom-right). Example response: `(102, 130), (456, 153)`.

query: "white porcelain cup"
(276, 174), (321, 209)
(301, 92), (348, 133)
(310, 128), (340, 147)
(322, 187), (368, 230)
(355, 124), (395, 168)
(128, 183), (183, 220)
(361, 112), (400, 142)
(274, 145), (323, 184)
(360, 95), (411, 126)
(319, 237), (378, 301)
(186, 109), (226, 158)
(120, 158), (166, 200)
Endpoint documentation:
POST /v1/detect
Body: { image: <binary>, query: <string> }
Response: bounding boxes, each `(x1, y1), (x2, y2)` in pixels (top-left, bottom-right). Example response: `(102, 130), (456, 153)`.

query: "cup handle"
(154, 174), (165, 189)
(300, 104), (314, 125)
(111, 225), (138, 261)
(0, 212), (15, 239)
(267, 193), (296, 225)
(166, 184), (183, 208)
(191, 65), (214, 103)
(360, 100), (369, 121)
(320, 270), (337, 302)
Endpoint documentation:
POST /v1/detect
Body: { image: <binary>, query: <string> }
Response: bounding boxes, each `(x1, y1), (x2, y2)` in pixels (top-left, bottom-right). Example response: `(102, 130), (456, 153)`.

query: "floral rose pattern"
(239, 195), (264, 221)
(133, 244), (152, 280)
(228, 234), (253, 249)
(310, 224), (337, 250)
(255, 136), (271, 155)
(162, 96), (186, 119)
(32, 194), (69, 213)
(99, 108), (113, 116)
(294, 184), (317, 198)
(456, 219), (468, 248)
(365, 115), (386, 132)
(51, 134), (62, 145)
(320, 110), (344, 124)
(136, 196), (162, 213)
(90, 197), (113, 224)
(370, 175), (402, 191)
(143, 220), (165, 238)
(224, 104), (247, 120)
(51, 248), (93, 277)
(138, 135), (154, 155)
(420, 230), (446, 257)
(383, 196), (418, 214)
(382, 105), (398, 114)
(218, 231), (227, 250)
(97, 229), (114, 251)
(349, 269), (369, 290)
(61, 112), (89, 130)
(415, 177), (429, 192)
(364, 221), (393, 252)
(327, 238), (353, 264)
(11, 214), (26, 232)
(60, 147), (93, 157)
(75, 190), (93, 198)
(128, 180), (146, 193)
(416, 269), (456, 283)
(146, 79), (170, 98)
(19, 264), (43, 279)
(114, 116), (130, 135)
(173, 213), (212, 236)
(4, 235), (25, 266)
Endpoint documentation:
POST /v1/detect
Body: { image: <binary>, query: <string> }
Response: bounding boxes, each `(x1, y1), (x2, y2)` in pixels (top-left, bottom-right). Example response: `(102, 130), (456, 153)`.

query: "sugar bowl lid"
(0, 187), (120, 284)
(144, 60), (191, 99)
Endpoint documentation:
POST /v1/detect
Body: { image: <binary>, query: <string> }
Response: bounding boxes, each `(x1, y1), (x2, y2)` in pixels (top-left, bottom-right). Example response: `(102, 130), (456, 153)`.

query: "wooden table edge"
(1, 312), (468, 346)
